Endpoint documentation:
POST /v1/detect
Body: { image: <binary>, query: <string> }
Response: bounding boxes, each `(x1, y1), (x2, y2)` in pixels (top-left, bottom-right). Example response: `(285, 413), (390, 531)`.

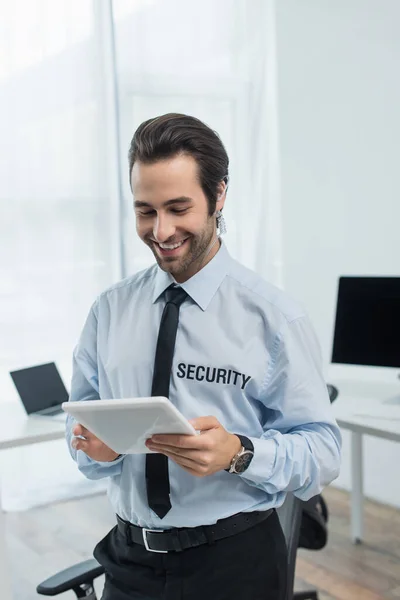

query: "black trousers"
(93, 510), (288, 600)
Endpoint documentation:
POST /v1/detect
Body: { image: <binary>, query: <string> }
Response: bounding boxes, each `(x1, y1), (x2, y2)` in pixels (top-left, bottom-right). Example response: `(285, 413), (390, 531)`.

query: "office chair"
(37, 384), (338, 598)
(36, 559), (104, 598)
(277, 494), (318, 600)
(326, 383), (339, 404)
(279, 382), (338, 600)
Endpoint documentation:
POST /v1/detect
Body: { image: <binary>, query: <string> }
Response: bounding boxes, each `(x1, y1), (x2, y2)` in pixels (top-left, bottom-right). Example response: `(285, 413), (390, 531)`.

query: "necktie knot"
(165, 285), (188, 307)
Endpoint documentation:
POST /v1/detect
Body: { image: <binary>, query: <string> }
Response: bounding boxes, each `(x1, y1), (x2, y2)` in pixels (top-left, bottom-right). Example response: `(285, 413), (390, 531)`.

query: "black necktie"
(145, 285), (188, 519)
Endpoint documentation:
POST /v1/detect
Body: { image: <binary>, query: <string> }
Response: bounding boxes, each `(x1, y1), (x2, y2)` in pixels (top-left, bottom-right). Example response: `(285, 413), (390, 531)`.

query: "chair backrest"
(275, 382), (336, 599)
(327, 383), (338, 403)
(276, 493), (304, 600)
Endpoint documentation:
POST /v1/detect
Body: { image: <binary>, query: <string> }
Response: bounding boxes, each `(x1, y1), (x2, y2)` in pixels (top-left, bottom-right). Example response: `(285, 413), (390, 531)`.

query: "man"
(67, 113), (341, 600)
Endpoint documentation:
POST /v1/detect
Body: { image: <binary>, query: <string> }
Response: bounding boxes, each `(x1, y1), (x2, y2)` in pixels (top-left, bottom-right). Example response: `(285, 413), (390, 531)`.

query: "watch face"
(234, 451), (253, 473)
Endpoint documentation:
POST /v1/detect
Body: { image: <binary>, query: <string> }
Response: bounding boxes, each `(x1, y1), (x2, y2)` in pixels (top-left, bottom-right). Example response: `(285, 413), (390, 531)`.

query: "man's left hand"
(145, 416), (242, 477)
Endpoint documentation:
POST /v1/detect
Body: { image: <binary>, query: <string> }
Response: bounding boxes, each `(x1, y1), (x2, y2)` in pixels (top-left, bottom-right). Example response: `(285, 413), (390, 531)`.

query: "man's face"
(131, 154), (224, 282)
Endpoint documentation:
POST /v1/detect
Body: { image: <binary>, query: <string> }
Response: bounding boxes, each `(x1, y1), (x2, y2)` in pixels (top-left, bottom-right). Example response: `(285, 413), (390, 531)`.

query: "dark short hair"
(128, 113), (229, 215)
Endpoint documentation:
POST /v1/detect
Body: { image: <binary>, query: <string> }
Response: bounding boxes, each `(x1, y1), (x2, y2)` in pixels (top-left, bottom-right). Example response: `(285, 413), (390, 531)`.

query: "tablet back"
(63, 397), (196, 454)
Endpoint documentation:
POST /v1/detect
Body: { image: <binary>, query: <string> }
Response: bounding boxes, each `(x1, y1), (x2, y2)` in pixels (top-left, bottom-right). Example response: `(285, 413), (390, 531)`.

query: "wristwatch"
(226, 435), (254, 474)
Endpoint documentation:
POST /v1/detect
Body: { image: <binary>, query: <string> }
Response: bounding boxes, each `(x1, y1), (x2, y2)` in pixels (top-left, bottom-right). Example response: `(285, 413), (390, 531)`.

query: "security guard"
(67, 113), (341, 600)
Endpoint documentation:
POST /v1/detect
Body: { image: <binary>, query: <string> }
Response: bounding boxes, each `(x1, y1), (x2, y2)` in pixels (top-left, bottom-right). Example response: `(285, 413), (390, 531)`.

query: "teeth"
(159, 240), (185, 250)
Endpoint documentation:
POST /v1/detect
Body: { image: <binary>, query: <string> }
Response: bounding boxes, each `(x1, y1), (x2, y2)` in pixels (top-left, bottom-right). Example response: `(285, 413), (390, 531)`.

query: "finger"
(162, 451), (205, 472)
(188, 415), (219, 432)
(150, 433), (206, 449)
(147, 444), (209, 466)
(72, 423), (90, 438)
(147, 445), (207, 476)
(72, 437), (90, 452)
(179, 465), (202, 476)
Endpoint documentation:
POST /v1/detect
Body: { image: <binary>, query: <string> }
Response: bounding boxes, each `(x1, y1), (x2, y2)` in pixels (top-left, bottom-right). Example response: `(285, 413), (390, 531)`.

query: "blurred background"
(0, 0), (283, 512)
(0, 1), (399, 598)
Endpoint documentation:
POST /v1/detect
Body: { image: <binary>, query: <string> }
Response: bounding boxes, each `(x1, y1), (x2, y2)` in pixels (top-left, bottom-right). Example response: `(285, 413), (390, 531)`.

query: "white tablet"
(62, 396), (197, 454)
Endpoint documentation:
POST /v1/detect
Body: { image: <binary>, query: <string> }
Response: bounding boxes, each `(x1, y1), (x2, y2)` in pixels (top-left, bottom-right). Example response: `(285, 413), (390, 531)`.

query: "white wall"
(275, 0), (400, 508)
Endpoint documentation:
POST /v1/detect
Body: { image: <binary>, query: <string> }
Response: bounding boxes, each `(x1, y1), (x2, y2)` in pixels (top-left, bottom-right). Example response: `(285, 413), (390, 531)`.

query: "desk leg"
(0, 511), (13, 599)
(350, 431), (364, 544)
(0, 479), (13, 599)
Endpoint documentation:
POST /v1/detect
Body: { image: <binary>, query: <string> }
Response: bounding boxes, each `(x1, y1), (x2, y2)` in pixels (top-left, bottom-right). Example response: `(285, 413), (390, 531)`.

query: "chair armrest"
(36, 558), (105, 596)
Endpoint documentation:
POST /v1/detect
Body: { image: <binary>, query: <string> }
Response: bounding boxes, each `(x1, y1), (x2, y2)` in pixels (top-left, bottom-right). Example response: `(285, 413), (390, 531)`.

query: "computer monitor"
(331, 276), (400, 371)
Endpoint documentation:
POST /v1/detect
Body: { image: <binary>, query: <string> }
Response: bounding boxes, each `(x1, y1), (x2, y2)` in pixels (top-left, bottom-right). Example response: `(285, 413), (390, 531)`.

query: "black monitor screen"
(331, 277), (400, 369)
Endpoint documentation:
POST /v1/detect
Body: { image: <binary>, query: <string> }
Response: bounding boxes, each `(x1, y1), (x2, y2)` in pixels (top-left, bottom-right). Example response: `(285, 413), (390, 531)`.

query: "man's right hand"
(72, 423), (120, 462)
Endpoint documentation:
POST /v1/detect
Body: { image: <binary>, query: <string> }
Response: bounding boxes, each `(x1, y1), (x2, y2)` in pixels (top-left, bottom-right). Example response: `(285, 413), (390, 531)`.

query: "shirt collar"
(152, 240), (232, 311)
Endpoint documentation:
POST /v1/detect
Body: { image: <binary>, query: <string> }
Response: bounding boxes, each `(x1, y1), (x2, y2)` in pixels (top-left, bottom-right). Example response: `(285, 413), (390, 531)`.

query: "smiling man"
(66, 113), (341, 600)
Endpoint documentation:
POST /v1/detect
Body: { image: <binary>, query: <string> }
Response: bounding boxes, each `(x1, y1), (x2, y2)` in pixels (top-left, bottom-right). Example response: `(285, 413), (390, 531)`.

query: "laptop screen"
(10, 362), (69, 414)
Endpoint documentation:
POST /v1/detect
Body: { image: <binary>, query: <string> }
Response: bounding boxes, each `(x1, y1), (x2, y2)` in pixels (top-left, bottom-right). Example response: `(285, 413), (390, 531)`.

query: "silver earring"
(216, 210), (227, 236)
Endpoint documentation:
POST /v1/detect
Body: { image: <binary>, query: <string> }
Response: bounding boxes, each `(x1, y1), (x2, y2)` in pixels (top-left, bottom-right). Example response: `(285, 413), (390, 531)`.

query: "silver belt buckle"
(142, 528), (168, 553)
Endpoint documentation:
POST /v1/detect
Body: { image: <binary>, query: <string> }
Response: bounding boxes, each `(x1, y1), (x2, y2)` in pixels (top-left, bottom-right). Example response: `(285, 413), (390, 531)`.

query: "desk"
(332, 380), (400, 544)
(0, 403), (66, 600)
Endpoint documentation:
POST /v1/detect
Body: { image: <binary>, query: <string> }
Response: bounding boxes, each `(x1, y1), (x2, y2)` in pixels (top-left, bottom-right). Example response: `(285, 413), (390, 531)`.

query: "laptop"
(10, 362), (69, 416)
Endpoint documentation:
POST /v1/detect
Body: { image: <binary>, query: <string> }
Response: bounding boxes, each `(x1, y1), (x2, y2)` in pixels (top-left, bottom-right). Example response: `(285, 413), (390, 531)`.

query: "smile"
(159, 239), (186, 250)
(153, 238), (189, 257)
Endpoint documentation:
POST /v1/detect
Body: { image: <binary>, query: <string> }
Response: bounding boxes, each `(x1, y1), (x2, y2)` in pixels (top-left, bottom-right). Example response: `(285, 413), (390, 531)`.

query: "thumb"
(189, 415), (220, 432)
(73, 423), (88, 437)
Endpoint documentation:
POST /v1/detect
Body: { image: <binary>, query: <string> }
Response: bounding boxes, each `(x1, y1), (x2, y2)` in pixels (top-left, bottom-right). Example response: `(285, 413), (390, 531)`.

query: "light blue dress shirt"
(66, 241), (341, 529)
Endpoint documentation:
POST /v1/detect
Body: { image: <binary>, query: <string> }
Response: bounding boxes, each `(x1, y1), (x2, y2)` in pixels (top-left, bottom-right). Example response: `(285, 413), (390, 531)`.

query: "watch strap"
(225, 434), (254, 472)
(235, 434), (254, 453)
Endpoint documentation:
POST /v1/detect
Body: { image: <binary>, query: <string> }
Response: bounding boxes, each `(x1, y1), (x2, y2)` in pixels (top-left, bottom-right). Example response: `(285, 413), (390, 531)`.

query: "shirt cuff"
(95, 454), (125, 467)
(78, 451), (125, 468)
(239, 437), (276, 485)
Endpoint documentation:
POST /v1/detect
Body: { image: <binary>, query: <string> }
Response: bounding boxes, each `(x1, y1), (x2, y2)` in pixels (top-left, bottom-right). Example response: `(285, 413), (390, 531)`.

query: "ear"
(216, 180), (227, 213)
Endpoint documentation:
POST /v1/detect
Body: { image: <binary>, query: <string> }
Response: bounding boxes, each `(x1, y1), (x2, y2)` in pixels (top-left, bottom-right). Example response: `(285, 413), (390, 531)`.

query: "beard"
(147, 219), (215, 279)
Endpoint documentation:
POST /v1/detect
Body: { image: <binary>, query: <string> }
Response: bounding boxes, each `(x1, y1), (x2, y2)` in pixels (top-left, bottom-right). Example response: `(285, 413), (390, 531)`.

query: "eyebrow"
(134, 196), (193, 209)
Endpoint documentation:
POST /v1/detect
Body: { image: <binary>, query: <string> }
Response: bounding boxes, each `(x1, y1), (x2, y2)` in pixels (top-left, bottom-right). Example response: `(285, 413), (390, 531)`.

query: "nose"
(153, 213), (176, 243)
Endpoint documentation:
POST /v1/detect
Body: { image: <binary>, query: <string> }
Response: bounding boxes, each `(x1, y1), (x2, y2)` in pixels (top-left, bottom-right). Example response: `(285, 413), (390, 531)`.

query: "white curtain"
(113, 0), (282, 284)
(0, 0), (116, 373)
(0, 0), (113, 510)
(0, 0), (282, 511)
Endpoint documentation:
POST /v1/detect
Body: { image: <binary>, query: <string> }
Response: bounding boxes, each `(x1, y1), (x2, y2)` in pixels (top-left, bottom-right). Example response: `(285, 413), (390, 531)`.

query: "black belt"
(117, 508), (273, 553)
